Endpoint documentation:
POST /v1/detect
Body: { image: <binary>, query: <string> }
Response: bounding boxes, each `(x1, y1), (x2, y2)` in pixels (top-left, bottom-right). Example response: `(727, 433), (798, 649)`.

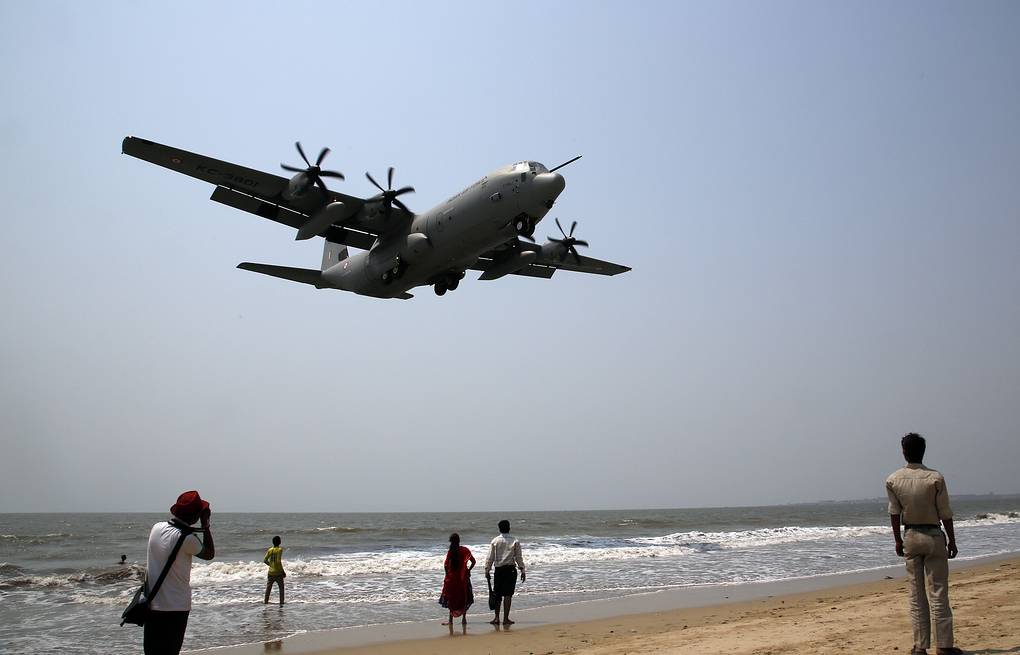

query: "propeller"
(366, 167), (415, 213)
(281, 142), (345, 200)
(547, 218), (589, 264)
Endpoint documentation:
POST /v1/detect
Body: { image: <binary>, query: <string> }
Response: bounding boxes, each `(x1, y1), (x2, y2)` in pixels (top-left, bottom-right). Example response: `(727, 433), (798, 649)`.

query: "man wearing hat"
(144, 490), (215, 655)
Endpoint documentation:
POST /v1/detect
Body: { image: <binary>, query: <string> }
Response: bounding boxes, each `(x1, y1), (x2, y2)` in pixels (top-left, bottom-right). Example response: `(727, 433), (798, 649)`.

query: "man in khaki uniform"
(886, 433), (962, 655)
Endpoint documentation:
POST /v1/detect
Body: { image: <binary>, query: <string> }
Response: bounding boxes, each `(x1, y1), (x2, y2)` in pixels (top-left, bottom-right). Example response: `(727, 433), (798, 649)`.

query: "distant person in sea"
(263, 535), (286, 605)
(120, 554), (127, 565)
(145, 490), (215, 655)
(886, 432), (963, 655)
(484, 519), (525, 626)
(439, 532), (476, 626)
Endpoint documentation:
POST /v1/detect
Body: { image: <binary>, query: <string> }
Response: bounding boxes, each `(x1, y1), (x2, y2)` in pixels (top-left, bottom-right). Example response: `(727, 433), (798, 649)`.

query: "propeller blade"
(548, 237), (565, 244)
(366, 171), (384, 193)
(548, 155), (582, 173)
(556, 218), (567, 239)
(570, 220), (577, 237)
(314, 179), (330, 202)
(295, 142), (310, 167)
(392, 186), (415, 196)
(393, 198), (411, 214)
(316, 147), (330, 166)
(387, 166), (394, 190)
(574, 239), (589, 248)
(319, 170), (345, 179)
(281, 164), (304, 173)
(570, 246), (582, 264)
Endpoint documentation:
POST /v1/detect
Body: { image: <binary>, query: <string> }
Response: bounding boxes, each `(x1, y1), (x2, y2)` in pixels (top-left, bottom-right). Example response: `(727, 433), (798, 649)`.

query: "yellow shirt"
(264, 547), (284, 576)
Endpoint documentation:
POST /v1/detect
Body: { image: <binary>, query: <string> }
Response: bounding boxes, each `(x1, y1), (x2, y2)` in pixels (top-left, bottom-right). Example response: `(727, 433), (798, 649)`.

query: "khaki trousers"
(903, 528), (954, 650)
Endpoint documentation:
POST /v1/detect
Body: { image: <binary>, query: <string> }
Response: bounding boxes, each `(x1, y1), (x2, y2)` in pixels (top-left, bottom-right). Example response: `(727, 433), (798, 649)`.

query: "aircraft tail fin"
(322, 239), (348, 271)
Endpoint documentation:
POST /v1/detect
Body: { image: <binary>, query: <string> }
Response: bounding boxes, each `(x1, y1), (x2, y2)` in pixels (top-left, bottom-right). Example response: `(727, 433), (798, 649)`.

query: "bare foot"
(503, 619), (515, 625)
(442, 621), (451, 625)
(489, 618), (500, 625)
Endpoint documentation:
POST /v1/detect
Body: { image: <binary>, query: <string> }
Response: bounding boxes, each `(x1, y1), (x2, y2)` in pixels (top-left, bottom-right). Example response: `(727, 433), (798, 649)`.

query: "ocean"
(2, 497), (1019, 654)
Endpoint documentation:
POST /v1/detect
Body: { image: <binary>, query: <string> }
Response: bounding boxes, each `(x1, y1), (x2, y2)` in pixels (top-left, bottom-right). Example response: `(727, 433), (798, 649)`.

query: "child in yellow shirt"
(263, 536), (285, 604)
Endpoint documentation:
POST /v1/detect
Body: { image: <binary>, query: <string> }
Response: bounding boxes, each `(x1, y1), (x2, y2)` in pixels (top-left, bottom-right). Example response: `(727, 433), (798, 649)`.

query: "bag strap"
(147, 528), (190, 600)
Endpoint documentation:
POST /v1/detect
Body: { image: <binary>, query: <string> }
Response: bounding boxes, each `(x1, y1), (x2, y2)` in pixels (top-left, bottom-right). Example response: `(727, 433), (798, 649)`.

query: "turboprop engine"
(540, 218), (588, 264)
(280, 142), (344, 202)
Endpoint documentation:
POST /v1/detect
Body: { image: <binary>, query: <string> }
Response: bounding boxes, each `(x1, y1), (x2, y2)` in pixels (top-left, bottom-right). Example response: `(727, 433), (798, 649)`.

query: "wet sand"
(213, 555), (1020, 655)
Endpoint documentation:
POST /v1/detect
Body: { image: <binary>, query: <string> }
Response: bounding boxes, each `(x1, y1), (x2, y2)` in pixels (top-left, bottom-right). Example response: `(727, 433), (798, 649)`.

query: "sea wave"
(0, 565), (144, 590)
(964, 511), (1020, 525)
(0, 532), (73, 542)
(629, 524), (889, 549)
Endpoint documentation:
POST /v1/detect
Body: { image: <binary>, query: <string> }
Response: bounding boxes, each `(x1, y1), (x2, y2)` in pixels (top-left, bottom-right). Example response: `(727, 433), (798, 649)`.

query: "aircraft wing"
(471, 240), (630, 280)
(121, 136), (380, 246)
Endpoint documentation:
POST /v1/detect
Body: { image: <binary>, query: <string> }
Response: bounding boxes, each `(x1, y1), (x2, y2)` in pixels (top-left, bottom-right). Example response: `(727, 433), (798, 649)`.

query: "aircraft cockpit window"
(512, 162), (528, 173)
(529, 162), (548, 174)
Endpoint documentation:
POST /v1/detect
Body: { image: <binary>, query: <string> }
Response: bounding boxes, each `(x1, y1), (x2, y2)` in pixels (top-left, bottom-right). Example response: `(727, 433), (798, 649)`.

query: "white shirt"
(146, 521), (204, 611)
(485, 533), (525, 574)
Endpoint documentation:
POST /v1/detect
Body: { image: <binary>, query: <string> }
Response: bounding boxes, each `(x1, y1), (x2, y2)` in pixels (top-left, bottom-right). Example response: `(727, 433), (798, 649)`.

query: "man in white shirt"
(144, 490), (215, 655)
(484, 519), (526, 625)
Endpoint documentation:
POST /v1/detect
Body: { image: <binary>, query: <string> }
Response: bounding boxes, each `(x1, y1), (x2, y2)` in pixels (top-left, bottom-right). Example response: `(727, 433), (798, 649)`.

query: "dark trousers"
(144, 610), (189, 655)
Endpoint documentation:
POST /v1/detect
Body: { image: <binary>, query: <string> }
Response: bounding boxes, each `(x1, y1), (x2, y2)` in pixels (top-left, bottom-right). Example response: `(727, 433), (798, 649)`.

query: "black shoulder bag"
(120, 529), (190, 627)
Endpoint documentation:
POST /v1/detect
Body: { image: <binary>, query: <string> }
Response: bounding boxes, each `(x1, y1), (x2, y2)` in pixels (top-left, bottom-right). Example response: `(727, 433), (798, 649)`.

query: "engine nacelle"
(283, 172), (311, 200)
(400, 233), (432, 262)
(296, 201), (348, 241)
(540, 241), (568, 261)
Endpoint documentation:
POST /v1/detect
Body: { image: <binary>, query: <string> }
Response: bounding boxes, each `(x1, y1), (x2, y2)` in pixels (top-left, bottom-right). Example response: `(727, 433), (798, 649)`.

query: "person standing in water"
(263, 536), (285, 605)
(484, 519), (525, 626)
(439, 532), (475, 626)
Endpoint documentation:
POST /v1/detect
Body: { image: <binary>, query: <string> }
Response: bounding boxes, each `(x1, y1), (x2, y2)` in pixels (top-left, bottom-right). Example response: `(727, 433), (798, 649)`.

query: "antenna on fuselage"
(548, 155), (582, 173)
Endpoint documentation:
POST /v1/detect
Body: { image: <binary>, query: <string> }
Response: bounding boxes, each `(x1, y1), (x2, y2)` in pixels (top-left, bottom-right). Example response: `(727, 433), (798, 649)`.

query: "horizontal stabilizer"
(237, 263), (322, 286)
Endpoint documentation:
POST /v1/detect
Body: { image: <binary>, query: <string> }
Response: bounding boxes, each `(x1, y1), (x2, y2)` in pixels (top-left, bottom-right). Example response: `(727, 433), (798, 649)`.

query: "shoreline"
(199, 551), (1020, 655)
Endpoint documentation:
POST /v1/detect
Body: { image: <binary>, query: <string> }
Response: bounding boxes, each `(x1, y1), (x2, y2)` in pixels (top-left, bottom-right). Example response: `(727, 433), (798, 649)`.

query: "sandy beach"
(302, 556), (1019, 655)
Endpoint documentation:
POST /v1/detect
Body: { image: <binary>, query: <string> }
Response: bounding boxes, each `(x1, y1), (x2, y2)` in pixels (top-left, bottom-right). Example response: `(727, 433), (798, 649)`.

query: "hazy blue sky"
(1, 1), (1018, 512)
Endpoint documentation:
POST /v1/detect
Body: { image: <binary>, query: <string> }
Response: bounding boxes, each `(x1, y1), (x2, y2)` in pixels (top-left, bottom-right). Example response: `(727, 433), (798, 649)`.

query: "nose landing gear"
(513, 213), (536, 240)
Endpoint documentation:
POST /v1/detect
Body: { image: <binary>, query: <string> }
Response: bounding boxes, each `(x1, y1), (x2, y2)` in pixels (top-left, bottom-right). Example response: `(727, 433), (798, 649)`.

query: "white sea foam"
(959, 512), (1020, 526)
(629, 524), (890, 549)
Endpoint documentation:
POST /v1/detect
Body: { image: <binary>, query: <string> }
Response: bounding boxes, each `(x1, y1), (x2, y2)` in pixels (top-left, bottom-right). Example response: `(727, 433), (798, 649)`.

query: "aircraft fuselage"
(321, 162), (565, 298)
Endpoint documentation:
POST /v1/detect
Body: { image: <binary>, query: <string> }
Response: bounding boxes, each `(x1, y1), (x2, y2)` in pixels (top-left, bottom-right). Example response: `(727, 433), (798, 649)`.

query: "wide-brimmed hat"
(170, 490), (209, 521)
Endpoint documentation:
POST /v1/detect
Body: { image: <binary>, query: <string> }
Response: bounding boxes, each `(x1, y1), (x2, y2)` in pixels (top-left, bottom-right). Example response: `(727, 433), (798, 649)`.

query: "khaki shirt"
(886, 463), (953, 525)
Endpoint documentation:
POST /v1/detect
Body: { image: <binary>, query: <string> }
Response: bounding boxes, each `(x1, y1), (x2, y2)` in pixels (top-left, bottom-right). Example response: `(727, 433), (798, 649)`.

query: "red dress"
(440, 546), (475, 616)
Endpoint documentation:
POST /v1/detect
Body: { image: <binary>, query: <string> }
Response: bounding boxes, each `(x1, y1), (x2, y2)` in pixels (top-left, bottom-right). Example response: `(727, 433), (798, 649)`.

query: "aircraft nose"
(534, 171), (565, 200)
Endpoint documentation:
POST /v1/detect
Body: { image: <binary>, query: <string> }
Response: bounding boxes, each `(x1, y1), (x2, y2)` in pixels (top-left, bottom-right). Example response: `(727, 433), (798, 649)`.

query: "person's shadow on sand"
(968, 648), (1020, 654)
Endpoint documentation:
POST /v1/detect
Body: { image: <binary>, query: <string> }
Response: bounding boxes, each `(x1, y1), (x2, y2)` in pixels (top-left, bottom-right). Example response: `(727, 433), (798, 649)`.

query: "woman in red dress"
(440, 532), (476, 625)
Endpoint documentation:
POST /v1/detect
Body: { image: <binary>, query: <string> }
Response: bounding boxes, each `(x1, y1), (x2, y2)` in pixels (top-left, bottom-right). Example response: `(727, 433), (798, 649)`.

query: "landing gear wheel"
(448, 278), (459, 291)
(514, 215), (534, 237)
(434, 282), (447, 296)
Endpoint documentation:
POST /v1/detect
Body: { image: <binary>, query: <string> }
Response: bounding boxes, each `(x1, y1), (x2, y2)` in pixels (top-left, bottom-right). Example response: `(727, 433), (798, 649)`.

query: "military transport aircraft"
(122, 137), (630, 300)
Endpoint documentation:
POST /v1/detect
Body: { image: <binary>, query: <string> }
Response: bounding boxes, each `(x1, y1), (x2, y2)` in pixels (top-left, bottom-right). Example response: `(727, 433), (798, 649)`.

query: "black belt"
(904, 523), (941, 530)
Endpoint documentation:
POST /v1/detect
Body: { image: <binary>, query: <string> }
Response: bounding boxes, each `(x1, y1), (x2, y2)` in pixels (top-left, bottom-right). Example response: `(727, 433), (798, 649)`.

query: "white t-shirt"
(146, 521), (204, 611)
